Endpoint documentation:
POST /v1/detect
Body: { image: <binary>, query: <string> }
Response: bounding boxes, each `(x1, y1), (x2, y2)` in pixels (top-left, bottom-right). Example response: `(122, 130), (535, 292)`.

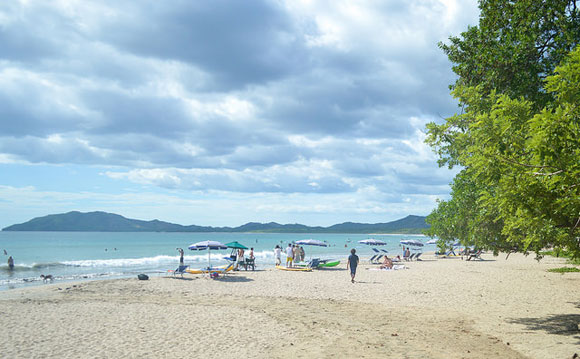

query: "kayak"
(320, 260), (340, 267)
(275, 265), (312, 272)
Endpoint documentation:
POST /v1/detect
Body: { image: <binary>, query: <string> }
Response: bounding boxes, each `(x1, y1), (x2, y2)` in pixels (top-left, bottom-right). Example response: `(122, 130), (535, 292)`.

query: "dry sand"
(0, 252), (579, 358)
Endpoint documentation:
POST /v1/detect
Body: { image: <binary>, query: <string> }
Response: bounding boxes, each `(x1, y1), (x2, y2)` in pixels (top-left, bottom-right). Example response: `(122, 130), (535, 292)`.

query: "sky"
(0, 0), (480, 229)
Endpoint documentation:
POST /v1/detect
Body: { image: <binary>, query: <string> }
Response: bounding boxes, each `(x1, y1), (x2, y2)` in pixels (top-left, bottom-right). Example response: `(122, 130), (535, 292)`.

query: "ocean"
(0, 231), (431, 290)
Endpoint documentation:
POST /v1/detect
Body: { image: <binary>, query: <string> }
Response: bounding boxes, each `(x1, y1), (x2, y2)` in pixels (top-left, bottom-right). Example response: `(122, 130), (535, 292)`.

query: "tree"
(426, 0), (580, 257)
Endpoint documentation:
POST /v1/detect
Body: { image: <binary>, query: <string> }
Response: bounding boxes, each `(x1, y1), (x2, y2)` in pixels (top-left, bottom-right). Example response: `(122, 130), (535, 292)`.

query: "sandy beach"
(0, 252), (579, 358)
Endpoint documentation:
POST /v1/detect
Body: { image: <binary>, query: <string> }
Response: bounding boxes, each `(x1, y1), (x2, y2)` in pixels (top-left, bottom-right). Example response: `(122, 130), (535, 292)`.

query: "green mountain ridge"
(2, 211), (429, 234)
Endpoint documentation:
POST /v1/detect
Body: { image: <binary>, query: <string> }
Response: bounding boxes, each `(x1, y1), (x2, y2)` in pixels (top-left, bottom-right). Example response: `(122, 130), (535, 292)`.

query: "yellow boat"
(275, 265), (312, 272)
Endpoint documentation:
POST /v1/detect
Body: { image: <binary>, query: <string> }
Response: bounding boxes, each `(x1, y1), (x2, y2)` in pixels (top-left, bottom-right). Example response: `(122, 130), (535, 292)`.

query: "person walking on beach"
(286, 244), (294, 267)
(346, 249), (359, 283)
(274, 245), (282, 266)
(177, 248), (184, 265)
(7, 256), (14, 270)
(235, 248), (245, 270)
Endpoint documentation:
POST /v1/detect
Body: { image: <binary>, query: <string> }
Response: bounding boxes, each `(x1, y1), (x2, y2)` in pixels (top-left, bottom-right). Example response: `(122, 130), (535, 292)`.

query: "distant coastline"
(2, 211), (429, 234)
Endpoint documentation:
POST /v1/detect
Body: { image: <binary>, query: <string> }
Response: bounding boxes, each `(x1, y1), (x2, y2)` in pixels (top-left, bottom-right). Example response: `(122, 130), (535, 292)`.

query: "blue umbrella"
(295, 239), (328, 247)
(358, 238), (387, 246)
(189, 240), (228, 269)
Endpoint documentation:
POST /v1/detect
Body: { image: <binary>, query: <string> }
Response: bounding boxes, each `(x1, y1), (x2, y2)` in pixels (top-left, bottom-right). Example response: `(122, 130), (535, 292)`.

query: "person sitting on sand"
(380, 256), (393, 270)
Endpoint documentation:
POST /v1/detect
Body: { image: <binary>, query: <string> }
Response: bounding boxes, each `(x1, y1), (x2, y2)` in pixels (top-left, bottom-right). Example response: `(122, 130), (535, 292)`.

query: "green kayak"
(319, 260), (340, 267)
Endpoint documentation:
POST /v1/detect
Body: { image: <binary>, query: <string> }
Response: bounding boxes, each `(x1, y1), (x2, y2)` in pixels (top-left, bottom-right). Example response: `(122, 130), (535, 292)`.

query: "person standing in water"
(274, 245), (282, 266)
(346, 249), (359, 283)
(7, 256), (14, 270)
(177, 248), (184, 265)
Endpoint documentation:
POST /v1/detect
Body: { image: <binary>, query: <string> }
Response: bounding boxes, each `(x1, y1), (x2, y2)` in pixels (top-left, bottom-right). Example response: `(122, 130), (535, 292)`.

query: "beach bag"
(137, 274), (149, 280)
(210, 272), (219, 279)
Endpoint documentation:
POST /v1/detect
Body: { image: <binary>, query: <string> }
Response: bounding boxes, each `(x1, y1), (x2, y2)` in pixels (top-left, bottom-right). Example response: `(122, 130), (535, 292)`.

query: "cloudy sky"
(0, 0), (479, 228)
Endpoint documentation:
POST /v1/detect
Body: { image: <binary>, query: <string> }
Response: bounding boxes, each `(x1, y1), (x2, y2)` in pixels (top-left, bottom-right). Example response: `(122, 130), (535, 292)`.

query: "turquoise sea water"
(0, 231), (431, 290)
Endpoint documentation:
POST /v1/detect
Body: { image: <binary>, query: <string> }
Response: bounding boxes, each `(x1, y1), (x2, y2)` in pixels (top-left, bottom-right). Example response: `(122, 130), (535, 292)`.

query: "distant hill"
(2, 211), (429, 234)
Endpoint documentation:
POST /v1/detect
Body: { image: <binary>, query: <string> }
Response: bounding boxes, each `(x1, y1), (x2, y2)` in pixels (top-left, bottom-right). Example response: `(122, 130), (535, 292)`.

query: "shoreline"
(1, 252), (579, 358)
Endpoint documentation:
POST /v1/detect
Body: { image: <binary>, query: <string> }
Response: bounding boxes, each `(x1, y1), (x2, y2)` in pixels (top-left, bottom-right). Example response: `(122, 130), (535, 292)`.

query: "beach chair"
(414, 253), (422, 261)
(445, 248), (457, 257)
(209, 263), (235, 278)
(307, 258), (322, 269)
(380, 249), (389, 254)
(369, 255), (378, 263)
(245, 258), (255, 271)
(374, 255), (383, 264)
(236, 259), (246, 271)
(408, 253), (416, 261)
(466, 249), (483, 261)
(173, 265), (189, 278)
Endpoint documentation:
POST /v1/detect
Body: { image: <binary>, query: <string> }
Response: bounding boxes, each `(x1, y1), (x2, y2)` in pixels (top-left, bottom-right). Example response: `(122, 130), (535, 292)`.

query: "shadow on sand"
(508, 313), (580, 344)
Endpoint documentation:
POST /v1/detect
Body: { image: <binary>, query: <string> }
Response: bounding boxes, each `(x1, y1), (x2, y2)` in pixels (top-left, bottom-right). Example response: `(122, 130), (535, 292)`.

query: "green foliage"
(426, 0), (580, 258)
(547, 267), (580, 273)
(440, 0), (580, 108)
(542, 249), (580, 265)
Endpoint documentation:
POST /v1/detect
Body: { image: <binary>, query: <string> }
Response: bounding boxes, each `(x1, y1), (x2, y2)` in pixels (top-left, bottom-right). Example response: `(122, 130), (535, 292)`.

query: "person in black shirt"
(346, 249), (359, 283)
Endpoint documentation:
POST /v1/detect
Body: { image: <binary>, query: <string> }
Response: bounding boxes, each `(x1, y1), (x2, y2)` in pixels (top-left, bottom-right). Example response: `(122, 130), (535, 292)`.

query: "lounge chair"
(466, 249), (483, 261)
(408, 253), (416, 261)
(307, 258), (322, 269)
(414, 253), (422, 261)
(374, 255), (383, 264)
(245, 258), (255, 271)
(369, 255), (378, 263)
(209, 263), (235, 278)
(173, 265), (189, 278)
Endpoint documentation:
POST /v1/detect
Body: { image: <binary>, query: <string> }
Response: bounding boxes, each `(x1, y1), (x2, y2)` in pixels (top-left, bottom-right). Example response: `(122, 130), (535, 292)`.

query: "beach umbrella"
(225, 241), (248, 249)
(188, 240), (228, 269)
(224, 241), (249, 261)
(295, 239), (328, 247)
(358, 239), (387, 246)
(400, 239), (424, 247)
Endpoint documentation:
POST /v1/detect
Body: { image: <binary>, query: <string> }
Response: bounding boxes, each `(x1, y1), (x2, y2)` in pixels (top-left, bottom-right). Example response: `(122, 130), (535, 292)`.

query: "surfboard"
(275, 265), (312, 272)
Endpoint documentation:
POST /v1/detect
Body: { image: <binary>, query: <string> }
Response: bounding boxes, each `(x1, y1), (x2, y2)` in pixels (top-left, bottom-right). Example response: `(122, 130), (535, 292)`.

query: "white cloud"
(0, 0), (480, 226)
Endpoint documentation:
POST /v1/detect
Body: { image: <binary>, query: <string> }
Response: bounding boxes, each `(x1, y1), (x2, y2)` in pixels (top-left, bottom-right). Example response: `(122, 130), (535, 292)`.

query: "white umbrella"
(188, 240), (228, 269)
(358, 238), (387, 246)
(295, 239), (328, 247)
(400, 239), (424, 247)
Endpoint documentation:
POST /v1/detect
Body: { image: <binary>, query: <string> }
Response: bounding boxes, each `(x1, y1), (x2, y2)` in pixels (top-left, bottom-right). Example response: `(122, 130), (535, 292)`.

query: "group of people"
(273, 244), (305, 267)
(234, 247), (254, 270)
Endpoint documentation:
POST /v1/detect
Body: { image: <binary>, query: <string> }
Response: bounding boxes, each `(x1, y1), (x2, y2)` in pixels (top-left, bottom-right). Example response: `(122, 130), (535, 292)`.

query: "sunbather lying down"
(367, 264), (406, 271)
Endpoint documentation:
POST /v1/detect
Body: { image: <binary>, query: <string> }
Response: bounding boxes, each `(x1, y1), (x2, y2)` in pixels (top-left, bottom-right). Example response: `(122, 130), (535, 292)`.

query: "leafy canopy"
(425, 0), (580, 258)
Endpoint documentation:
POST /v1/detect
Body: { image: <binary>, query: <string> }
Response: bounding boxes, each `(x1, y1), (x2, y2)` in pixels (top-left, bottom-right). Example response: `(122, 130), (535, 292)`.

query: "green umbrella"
(225, 241), (249, 249)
